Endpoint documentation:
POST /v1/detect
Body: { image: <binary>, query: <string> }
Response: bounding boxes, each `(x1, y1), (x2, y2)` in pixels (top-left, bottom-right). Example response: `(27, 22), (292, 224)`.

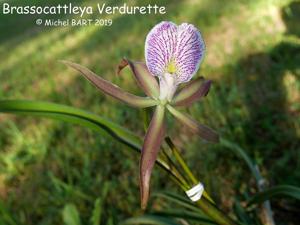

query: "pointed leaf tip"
(167, 105), (219, 143)
(140, 105), (166, 209)
(172, 77), (212, 107)
(117, 59), (160, 99)
(61, 60), (157, 108)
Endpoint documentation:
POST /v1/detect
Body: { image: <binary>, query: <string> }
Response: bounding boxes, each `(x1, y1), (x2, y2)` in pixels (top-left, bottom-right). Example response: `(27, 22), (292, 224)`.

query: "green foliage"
(0, 0), (299, 224)
(62, 204), (82, 225)
(121, 215), (180, 225)
(90, 182), (110, 225)
(248, 185), (300, 205)
(0, 100), (142, 150)
(90, 198), (103, 225)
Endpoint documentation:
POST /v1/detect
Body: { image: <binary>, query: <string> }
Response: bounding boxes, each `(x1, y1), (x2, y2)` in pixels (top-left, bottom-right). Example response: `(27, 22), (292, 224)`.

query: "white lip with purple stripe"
(145, 21), (205, 101)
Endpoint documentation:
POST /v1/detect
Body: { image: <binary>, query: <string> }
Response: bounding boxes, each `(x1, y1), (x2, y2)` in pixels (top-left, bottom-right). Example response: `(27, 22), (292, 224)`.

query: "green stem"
(165, 137), (198, 184)
(155, 151), (188, 191)
(165, 137), (239, 225)
(160, 147), (189, 189)
(165, 137), (214, 204)
(196, 198), (239, 225)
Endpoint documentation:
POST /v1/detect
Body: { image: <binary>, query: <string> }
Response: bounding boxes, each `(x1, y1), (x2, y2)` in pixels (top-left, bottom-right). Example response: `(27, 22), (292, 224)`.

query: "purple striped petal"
(145, 22), (205, 84)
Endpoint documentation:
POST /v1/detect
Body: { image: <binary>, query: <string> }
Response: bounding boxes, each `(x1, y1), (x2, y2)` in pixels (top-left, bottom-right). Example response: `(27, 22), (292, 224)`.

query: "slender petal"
(145, 22), (205, 84)
(167, 105), (219, 143)
(172, 77), (211, 106)
(61, 60), (158, 108)
(117, 59), (160, 99)
(140, 105), (166, 209)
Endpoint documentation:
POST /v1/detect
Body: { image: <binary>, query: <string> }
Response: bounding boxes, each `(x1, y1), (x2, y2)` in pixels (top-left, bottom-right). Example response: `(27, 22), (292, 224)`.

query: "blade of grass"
(248, 185), (300, 206)
(62, 204), (82, 225)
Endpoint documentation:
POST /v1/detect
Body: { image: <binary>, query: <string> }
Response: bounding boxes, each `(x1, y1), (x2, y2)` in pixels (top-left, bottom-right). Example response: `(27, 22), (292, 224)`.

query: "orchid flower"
(62, 21), (219, 210)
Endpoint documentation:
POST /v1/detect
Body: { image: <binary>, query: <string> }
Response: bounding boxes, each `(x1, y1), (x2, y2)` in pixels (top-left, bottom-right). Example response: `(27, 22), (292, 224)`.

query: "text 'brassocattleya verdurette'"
(62, 21), (219, 209)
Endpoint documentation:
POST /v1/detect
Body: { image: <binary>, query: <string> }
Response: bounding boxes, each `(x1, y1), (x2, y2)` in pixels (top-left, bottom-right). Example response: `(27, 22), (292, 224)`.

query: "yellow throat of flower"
(166, 60), (177, 74)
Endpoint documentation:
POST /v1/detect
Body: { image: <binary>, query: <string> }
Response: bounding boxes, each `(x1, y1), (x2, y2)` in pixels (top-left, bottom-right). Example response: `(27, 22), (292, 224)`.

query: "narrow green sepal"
(167, 105), (219, 143)
(62, 60), (158, 108)
(140, 105), (166, 209)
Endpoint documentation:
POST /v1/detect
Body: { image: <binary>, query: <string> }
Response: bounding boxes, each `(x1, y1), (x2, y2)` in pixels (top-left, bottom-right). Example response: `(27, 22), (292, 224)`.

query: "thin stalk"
(165, 137), (198, 184)
(172, 165), (239, 225)
(172, 168), (239, 225)
(167, 171), (187, 191)
(158, 157), (187, 191)
(195, 197), (239, 225)
(165, 137), (214, 204)
(160, 147), (189, 189)
(164, 137), (240, 225)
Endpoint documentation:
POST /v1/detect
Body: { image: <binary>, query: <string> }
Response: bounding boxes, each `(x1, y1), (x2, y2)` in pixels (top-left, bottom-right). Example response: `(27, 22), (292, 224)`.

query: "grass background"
(0, 0), (299, 224)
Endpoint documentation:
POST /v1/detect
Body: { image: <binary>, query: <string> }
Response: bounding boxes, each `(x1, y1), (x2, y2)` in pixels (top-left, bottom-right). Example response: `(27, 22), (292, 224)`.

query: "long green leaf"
(0, 100), (141, 150)
(153, 192), (202, 212)
(155, 191), (237, 225)
(0, 100), (180, 183)
(152, 210), (216, 224)
(248, 185), (300, 206)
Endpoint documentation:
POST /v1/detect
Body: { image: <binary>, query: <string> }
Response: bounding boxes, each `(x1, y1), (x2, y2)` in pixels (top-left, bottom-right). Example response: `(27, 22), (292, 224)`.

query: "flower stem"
(196, 197), (239, 225)
(160, 147), (189, 189)
(164, 136), (240, 225)
(165, 137), (198, 183)
(165, 137), (214, 203)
